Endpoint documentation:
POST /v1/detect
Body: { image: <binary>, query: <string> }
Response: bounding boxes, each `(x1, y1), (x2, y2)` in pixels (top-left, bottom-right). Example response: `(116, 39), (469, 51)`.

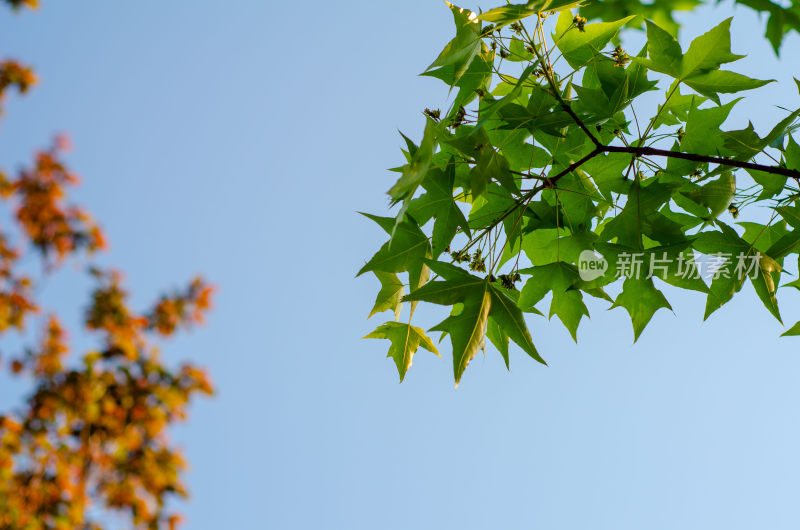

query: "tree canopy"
(1, 2), (214, 528)
(360, 0), (800, 385)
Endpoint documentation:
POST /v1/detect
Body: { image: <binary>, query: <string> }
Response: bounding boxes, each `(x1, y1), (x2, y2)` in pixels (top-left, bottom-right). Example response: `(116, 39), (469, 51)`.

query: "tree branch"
(604, 145), (800, 179)
(462, 79), (800, 258)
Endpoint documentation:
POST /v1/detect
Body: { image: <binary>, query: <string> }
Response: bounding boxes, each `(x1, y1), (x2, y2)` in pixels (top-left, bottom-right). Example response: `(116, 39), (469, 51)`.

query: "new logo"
(578, 250), (608, 281)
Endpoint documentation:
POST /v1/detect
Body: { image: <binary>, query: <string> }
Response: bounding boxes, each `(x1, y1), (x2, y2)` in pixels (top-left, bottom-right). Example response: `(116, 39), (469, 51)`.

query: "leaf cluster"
(361, 1), (800, 385)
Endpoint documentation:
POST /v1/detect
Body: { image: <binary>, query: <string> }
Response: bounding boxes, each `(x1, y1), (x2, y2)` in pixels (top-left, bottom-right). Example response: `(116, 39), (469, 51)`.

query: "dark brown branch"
(464, 142), (799, 253)
(549, 84), (800, 179)
(604, 145), (800, 179)
(559, 102), (602, 147)
(545, 147), (604, 186)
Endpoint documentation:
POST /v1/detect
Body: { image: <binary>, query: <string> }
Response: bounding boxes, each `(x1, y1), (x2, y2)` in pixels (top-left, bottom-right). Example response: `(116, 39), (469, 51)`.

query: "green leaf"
(747, 169), (786, 200)
(424, 259), (473, 280)
(423, 48), (494, 115)
(721, 122), (763, 160)
(427, 2), (482, 85)
(537, 125), (592, 167)
(668, 100), (737, 175)
(518, 262), (589, 340)
(407, 162), (470, 257)
(778, 203), (800, 229)
(493, 130), (550, 170)
(642, 19), (772, 103)
(683, 70), (773, 103)
(739, 221), (787, 254)
(694, 222), (782, 322)
(388, 118), (440, 202)
(781, 321), (800, 337)
(544, 170), (602, 227)
(596, 242), (709, 294)
(786, 135), (800, 170)
(520, 228), (598, 267)
(357, 214), (432, 295)
(573, 83), (617, 119)
(753, 252), (783, 323)
(680, 171), (735, 221)
(555, 12), (635, 69)
(430, 281), (492, 386)
(470, 147), (515, 197)
(479, 0), (582, 26)
(468, 184), (517, 229)
(581, 60), (636, 118)
(765, 8), (784, 54)
(485, 315), (510, 368)
(506, 37), (534, 62)
(651, 83), (707, 129)
(642, 20), (683, 77)
(600, 178), (686, 248)
(763, 109), (800, 149)
(611, 277), (672, 341)
(766, 229), (800, 260)
(364, 322), (440, 382)
(582, 152), (633, 201)
(403, 274), (485, 306)
(488, 283), (545, 363)
(681, 18), (744, 78)
(626, 44), (659, 99)
(476, 64), (536, 130)
(368, 272), (404, 320)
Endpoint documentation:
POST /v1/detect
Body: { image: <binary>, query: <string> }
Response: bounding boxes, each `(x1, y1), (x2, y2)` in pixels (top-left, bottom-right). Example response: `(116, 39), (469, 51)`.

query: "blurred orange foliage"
(0, 19), (215, 530)
(2, 0), (38, 10)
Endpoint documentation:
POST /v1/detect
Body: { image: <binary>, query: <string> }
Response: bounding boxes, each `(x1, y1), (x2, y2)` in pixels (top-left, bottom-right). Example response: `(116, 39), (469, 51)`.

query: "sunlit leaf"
(364, 322), (440, 381)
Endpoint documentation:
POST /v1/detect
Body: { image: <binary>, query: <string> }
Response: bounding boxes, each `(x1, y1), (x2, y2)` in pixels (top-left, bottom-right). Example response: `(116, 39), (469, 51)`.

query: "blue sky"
(2, 1), (800, 528)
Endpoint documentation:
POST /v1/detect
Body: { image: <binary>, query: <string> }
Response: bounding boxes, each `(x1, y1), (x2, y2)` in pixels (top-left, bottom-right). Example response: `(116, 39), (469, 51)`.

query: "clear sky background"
(2, 1), (800, 529)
